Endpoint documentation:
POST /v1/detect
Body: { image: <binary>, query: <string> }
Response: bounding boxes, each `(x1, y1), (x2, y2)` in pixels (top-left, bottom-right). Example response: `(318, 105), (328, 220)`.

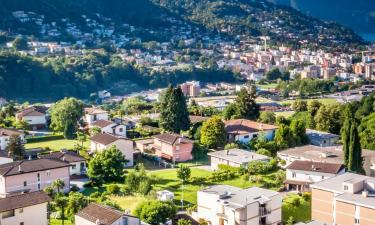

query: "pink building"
(152, 133), (194, 162)
(180, 81), (200, 97)
(0, 158), (70, 197)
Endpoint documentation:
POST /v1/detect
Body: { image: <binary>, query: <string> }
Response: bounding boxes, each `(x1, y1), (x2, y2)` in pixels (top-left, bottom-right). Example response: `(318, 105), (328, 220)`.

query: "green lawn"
(280, 98), (338, 106)
(282, 194), (311, 223)
(25, 139), (90, 151)
(257, 83), (278, 90)
(274, 111), (295, 118)
(50, 218), (74, 225)
(110, 195), (149, 214)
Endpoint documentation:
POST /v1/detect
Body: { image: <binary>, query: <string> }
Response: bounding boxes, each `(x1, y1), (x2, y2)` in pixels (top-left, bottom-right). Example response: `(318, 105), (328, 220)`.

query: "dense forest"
(0, 51), (238, 100)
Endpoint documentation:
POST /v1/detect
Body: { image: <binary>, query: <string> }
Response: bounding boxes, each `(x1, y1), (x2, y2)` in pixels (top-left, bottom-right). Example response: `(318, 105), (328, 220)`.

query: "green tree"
(159, 86), (190, 133)
(359, 113), (375, 150)
(234, 86), (260, 120)
(55, 196), (68, 225)
(256, 148), (272, 157)
(315, 104), (343, 134)
(307, 100), (322, 117)
(258, 111), (276, 124)
(274, 124), (294, 149)
(222, 103), (237, 120)
(200, 116), (226, 149)
(177, 164), (191, 183)
(348, 121), (363, 173)
(177, 219), (193, 225)
(290, 119), (308, 146)
(50, 98), (84, 136)
(12, 37), (28, 50)
(292, 100), (308, 112)
(87, 145), (127, 186)
(6, 135), (25, 160)
(52, 179), (65, 193)
(134, 200), (177, 225)
(224, 142), (240, 150)
(265, 68), (282, 81)
(66, 192), (87, 217)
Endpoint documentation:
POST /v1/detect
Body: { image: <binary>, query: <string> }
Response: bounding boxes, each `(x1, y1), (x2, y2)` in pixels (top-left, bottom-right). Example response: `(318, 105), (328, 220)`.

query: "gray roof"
(311, 173), (375, 209)
(306, 129), (339, 139)
(295, 221), (326, 225)
(208, 149), (270, 164)
(200, 185), (279, 209)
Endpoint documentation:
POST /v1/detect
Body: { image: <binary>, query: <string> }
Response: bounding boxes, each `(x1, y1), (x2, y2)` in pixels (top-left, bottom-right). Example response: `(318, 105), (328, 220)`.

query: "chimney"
(312, 164), (315, 170)
(18, 165), (23, 173)
(225, 150), (229, 155)
(62, 157), (66, 162)
(362, 190), (368, 198)
(96, 219), (101, 225)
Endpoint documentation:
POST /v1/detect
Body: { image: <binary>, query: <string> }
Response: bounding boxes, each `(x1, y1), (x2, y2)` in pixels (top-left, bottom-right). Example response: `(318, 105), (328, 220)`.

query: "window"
(2, 210), (15, 219)
(71, 165), (76, 169)
(344, 185), (348, 191)
(355, 218), (360, 224)
(19, 208), (23, 213)
(244, 135), (250, 139)
(119, 128), (123, 132)
(292, 172), (296, 178)
(20, 222), (24, 225)
(23, 181), (27, 187)
(38, 183), (41, 190)
(321, 176), (325, 179)
(46, 170), (51, 176)
(37, 173), (40, 182)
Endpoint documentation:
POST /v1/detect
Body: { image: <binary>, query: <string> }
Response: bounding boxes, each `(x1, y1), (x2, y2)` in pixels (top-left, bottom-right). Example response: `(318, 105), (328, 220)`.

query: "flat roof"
(208, 149), (270, 164)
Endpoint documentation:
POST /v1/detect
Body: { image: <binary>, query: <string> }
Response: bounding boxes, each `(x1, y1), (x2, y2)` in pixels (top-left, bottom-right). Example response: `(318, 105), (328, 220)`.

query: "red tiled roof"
(85, 108), (108, 115)
(91, 120), (114, 128)
(90, 133), (119, 145)
(0, 158), (70, 176)
(286, 160), (345, 174)
(225, 119), (278, 135)
(39, 150), (86, 163)
(76, 203), (124, 225)
(0, 191), (50, 213)
(16, 106), (48, 117)
(0, 128), (23, 137)
(153, 133), (193, 145)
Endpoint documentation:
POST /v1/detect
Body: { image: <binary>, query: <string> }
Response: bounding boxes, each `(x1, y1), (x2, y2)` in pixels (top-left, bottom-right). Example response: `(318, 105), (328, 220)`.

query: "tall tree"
(50, 98), (84, 136)
(200, 116), (226, 149)
(177, 164), (191, 183)
(290, 119), (308, 146)
(274, 124), (294, 149)
(348, 121), (363, 173)
(6, 135), (25, 160)
(234, 85), (260, 120)
(159, 86), (190, 133)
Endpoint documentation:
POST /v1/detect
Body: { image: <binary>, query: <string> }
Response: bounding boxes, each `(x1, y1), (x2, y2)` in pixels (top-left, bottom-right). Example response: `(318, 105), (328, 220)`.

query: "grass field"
(274, 111), (295, 118)
(50, 218), (74, 225)
(110, 195), (149, 213)
(279, 98), (338, 106)
(25, 139), (90, 151)
(282, 194), (311, 223)
(257, 83), (278, 90)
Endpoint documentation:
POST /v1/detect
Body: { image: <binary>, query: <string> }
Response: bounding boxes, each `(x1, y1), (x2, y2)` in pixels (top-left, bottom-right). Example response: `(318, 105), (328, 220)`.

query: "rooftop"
(153, 133), (193, 145)
(189, 115), (209, 124)
(0, 128), (23, 137)
(76, 203), (129, 225)
(39, 150), (85, 163)
(84, 107), (108, 115)
(200, 185), (279, 209)
(91, 120), (114, 128)
(0, 191), (50, 213)
(225, 119), (278, 135)
(90, 133), (120, 145)
(16, 105), (48, 117)
(286, 160), (344, 174)
(208, 149), (270, 164)
(0, 158), (70, 176)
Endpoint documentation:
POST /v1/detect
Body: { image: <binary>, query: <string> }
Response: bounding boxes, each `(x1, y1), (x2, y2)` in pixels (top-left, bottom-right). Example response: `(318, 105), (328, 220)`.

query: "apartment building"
(311, 172), (375, 225)
(0, 158), (70, 197)
(151, 133), (194, 162)
(197, 185), (282, 225)
(180, 81), (201, 97)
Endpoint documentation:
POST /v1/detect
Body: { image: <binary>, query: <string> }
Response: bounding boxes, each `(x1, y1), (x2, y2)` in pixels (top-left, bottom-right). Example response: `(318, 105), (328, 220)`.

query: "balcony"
(259, 207), (271, 217)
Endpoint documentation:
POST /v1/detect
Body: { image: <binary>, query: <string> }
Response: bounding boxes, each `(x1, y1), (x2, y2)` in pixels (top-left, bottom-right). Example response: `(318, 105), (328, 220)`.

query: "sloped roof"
(153, 133), (193, 145)
(91, 120), (115, 128)
(85, 107), (108, 115)
(0, 158), (70, 177)
(286, 160), (344, 174)
(76, 203), (124, 225)
(0, 191), (50, 213)
(16, 106), (48, 117)
(225, 119), (278, 135)
(0, 128), (23, 137)
(39, 150), (85, 163)
(90, 133), (119, 145)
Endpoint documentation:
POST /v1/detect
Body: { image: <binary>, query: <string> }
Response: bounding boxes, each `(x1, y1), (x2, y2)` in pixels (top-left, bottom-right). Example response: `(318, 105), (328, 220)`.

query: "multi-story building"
(15, 106), (49, 130)
(311, 172), (375, 225)
(197, 185), (282, 225)
(284, 160), (345, 192)
(0, 158), (70, 197)
(39, 150), (87, 176)
(90, 119), (127, 137)
(180, 81), (201, 97)
(152, 133), (194, 162)
(84, 107), (109, 126)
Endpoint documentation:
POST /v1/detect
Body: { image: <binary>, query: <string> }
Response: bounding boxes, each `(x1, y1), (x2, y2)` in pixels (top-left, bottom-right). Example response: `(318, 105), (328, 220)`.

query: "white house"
(225, 119), (278, 144)
(15, 106), (48, 130)
(39, 150), (87, 176)
(197, 185), (282, 225)
(91, 120), (127, 137)
(208, 149), (270, 171)
(84, 107), (109, 126)
(0, 128), (25, 151)
(284, 160), (345, 192)
(0, 191), (50, 225)
(90, 133), (134, 167)
(98, 90), (111, 99)
(75, 203), (142, 225)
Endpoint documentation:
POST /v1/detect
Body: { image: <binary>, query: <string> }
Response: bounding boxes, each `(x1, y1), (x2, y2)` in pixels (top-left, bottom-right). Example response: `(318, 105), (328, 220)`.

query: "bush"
(107, 184), (121, 195)
(290, 196), (301, 207)
(247, 160), (276, 175)
(302, 192), (311, 202)
(256, 148), (272, 157)
(70, 185), (80, 192)
(26, 134), (64, 143)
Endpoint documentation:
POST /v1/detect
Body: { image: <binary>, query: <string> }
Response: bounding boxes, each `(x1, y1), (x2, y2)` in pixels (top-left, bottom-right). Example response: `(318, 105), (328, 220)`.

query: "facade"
(180, 81), (201, 97)
(311, 173), (375, 225)
(91, 119), (127, 137)
(0, 128), (25, 151)
(90, 133), (134, 167)
(84, 107), (109, 126)
(197, 185), (282, 225)
(75, 203), (141, 225)
(0, 191), (50, 225)
(152, 133), (194, 162)
(306, 129), (339, 147)
(284, 160), (345, 192)
(277, 145), (375, 177)
(225, 119), (278, 144)
(39, 150), (87, 176)
(208, 149), (270, 171)
(15, 106), (48, 130)
(0, 158), (70, 197)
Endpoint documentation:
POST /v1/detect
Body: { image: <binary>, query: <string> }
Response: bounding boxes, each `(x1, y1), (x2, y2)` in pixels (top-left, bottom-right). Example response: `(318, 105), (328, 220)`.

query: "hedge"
(26, 134), (64, 143)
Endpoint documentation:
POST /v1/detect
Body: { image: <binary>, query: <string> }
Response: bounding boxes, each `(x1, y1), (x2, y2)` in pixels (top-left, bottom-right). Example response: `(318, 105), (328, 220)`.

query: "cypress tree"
(63, 120), (76, 139)
(348, 121), (363, 173)
(234, 85), (260, 120)
(341, 118), (351, 167)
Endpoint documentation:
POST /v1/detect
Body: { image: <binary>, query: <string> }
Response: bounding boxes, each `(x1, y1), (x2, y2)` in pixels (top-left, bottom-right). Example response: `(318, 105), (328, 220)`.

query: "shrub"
(70, 185), (80, 192)
(290, 196), (301, 207)
(107, 184), (121, 195)
(256, 148), (272, 157)
(302, 192), (311, 202)
(25, 134), (64, 143)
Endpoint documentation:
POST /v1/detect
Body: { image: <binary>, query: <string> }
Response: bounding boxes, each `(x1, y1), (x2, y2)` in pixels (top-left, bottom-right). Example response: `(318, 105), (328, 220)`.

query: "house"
(284, 160), (345, 192)
(91, 120), (127, 137)
(84, 107), (109, 126)
(15, 106), (48, 130)
(98, 90), (111, 99)
(306, 129), (339, 147)
(225, 119), (278, 144)
(277, 145), (375, 177)
(208, 148), (270, 171)
(152, 133), (194, 162)
(0, 151), (12, 165)
(75, 203), (142, 225)
(0, 191), (50, 225)
(0, 128), (25, 151)
(90, 133), (134, 167)
(157, 190), (174, 201)
(39, 150), (86, 176)
(0, 158), (70, 197)
(113, 117), (136, 129)
(197, 185), (282, 225)
(311, 173), (375, 225)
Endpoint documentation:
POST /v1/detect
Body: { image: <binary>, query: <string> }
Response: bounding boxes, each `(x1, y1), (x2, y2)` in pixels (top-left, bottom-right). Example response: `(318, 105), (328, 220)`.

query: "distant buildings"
(225, 119), (278, 144)
(284, 160), (345, 192)
(197, 185), (282, 225)
(208, 148), (270, 171)
(311, 173), (375, 225)
(91, 120), (127, 137)
(180, 81), (201, 97)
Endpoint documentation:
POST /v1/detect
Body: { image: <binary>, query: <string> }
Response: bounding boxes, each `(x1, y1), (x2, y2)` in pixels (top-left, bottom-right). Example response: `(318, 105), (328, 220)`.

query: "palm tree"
(52, 179), (65, 193)
(55, 196), (68, 225)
